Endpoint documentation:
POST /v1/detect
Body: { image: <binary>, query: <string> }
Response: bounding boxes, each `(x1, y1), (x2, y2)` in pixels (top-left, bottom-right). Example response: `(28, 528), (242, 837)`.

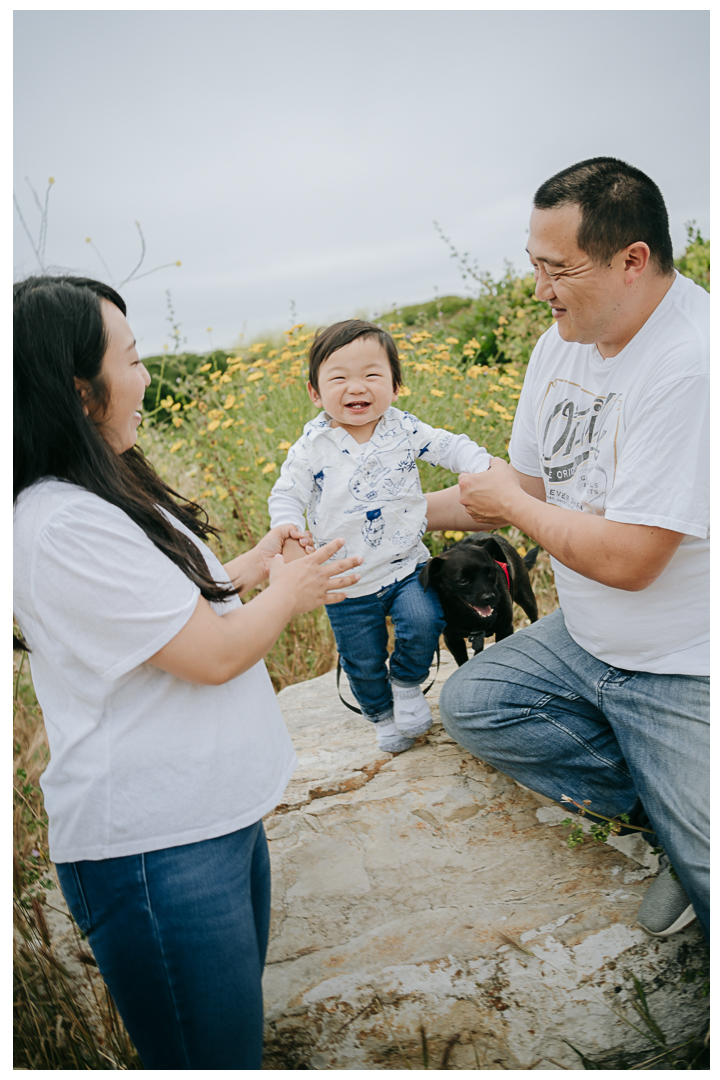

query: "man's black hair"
(534, 157), (674, 275)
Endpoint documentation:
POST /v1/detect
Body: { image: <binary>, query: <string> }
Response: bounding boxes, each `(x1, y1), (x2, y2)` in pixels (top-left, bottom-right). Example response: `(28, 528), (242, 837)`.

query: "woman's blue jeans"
(327, 565), (446, 721)
(55, 820), (271, 1069)
(439, 609), (709, 941)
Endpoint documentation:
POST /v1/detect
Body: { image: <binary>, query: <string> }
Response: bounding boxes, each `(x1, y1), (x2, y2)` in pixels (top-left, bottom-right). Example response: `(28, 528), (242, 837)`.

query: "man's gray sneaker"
(637, 854), (696, 937)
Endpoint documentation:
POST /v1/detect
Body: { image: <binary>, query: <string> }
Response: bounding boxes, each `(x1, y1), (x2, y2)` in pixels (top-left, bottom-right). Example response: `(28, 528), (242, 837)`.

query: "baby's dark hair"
(307, 319), (403, 393)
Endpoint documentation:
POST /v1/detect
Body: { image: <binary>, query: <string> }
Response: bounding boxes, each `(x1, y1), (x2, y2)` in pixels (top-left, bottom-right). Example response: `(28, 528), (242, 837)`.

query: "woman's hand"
(224, 524), (313, 593)
(268, 539), (362, 615)
(281, 531), (315, 562)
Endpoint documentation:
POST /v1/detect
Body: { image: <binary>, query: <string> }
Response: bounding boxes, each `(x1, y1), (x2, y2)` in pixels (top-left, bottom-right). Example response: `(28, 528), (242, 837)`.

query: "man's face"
(527, 204), (627, 346)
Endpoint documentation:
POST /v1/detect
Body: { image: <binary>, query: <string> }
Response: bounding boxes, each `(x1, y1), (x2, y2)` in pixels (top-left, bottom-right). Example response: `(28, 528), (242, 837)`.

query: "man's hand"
(458, 458), (521, 526)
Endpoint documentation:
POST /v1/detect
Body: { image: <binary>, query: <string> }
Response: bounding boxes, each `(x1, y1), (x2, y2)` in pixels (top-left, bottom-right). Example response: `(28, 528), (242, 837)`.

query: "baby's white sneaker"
(374, 717), (415, 753)
(391, 684), (433, 737)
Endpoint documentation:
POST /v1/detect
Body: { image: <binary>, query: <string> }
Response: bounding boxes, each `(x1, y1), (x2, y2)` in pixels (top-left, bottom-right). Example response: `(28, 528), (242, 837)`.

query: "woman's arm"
(149, 539), (361, 684)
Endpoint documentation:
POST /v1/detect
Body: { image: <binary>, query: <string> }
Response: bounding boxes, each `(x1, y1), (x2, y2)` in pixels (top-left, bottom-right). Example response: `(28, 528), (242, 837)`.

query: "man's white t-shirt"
(13, 479), (297, 863)
(509, 271), (709, 675)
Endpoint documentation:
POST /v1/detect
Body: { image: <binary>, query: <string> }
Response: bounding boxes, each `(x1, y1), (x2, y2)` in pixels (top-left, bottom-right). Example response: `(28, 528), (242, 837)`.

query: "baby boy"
(269, 319), (490, 752)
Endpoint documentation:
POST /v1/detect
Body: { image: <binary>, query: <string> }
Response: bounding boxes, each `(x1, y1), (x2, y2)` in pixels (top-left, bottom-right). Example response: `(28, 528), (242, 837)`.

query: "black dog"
(418, 533), (539, 666)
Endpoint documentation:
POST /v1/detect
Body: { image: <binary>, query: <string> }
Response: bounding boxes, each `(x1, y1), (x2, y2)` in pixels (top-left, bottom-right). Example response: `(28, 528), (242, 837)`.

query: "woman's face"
(85, 300), (151, 453)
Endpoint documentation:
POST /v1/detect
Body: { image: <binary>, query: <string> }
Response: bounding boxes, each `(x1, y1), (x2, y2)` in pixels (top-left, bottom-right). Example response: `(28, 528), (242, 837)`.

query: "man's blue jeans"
(439, 609), (709, 940)
(55, 821), (271, 1069)
(327, 565), (446, 721)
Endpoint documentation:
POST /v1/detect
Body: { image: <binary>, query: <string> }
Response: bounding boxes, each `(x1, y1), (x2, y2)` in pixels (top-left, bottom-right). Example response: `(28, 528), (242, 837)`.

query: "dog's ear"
(418, 555), (447, 591)
(474, 535), (507, 566)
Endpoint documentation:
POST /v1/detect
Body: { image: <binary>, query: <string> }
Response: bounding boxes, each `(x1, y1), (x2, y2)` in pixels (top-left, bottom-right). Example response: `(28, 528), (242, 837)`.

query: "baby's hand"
(282, 530), (314, 562)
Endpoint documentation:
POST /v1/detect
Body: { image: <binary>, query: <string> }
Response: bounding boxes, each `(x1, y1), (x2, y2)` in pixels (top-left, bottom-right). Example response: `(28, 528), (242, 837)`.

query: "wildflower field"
(139, 267), (562, 687)
(13, 227), (710, 1069)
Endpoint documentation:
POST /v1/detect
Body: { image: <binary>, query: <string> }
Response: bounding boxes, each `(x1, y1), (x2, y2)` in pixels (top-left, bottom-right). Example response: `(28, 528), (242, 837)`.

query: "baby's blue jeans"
(327, 565), (446, 722)
(439, 608), (709, 941)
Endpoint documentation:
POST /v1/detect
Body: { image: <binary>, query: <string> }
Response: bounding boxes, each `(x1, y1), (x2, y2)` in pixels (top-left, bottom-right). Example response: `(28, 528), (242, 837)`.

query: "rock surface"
(262, 653), (708, 1070)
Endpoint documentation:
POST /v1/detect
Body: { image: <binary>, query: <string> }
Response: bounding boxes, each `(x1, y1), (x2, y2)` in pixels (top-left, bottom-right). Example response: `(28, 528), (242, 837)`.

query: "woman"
(13, 276), (361, 1069)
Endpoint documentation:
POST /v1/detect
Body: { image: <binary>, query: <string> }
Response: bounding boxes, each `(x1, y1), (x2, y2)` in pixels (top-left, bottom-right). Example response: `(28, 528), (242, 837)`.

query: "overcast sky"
(14, 9), (709, 356)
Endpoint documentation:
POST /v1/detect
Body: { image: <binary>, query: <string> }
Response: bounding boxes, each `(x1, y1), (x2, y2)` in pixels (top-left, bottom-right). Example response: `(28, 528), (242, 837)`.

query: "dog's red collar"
(494, 559), (512, 597)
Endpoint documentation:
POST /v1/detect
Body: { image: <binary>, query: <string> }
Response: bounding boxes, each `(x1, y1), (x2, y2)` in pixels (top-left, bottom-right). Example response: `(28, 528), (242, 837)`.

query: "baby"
(269, 319), (490, 752)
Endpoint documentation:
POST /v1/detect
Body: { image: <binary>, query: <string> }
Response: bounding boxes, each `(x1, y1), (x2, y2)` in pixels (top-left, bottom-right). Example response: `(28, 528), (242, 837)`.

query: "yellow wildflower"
(221, 418), (234, 428)
(236, 438), (244, 446)
(498, 315), (508, 325)
(255, 457), (266, 466)
(257, 394), (267, 402)
(209, 370), (222, 381)
(172, 416), (183, 428)
(397, 386), (412, 397)
(278, 440), (292, 451)
(215, 486), (229, 501)
(262, 462), (277, 474)
(430, 388), (444, 397)
(160, 396), (174, 408)
(170, 402), (181, 412)
(170, 441), (185, 453)
(199, 363), (212, 373)
(264, 427), (275, 434)
(207, 420), (221, 432)
(247, 372), (264, 383)
(444, 337), (459, 345)
(224, 394), (236, 409)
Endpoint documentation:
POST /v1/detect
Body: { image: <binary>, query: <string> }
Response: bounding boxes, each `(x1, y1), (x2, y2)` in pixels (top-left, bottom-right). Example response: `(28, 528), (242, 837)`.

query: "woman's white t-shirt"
(13, 479), (297, 864)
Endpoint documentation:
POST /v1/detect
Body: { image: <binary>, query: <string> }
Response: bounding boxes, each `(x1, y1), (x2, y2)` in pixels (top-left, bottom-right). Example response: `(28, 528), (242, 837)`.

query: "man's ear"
(74, 377), (91, 416)
(307, 381), (323, 409)
(621, 241), (651, 283)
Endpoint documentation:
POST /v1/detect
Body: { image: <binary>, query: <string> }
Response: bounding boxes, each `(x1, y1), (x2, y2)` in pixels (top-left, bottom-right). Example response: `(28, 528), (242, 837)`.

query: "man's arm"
(424, 467), (545, 532)
(458, 459), (683, 591)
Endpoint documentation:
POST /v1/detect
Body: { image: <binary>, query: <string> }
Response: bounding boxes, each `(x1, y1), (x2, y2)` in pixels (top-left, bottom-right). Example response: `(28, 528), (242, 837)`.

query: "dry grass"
(13, 651), (142, 1070)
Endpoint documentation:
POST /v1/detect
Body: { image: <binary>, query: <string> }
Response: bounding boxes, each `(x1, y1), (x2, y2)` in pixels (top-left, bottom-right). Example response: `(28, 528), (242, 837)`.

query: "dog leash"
(336, 646), (441, 715)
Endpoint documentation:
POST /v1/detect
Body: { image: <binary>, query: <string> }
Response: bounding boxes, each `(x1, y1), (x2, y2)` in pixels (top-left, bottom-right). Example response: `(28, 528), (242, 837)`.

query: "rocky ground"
(261, 651), (709, 1070)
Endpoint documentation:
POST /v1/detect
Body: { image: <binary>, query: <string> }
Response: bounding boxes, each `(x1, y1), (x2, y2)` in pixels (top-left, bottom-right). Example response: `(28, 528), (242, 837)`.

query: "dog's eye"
(457, 577), (468, 587)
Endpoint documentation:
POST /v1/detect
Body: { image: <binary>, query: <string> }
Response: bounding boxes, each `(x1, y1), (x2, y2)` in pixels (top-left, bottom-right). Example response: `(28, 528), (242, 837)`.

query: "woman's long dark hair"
(14, 276), (239, 636)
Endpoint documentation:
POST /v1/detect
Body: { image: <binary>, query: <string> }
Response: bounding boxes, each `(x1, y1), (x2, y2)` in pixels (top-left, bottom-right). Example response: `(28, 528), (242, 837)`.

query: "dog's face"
(419, 536), (510, 628)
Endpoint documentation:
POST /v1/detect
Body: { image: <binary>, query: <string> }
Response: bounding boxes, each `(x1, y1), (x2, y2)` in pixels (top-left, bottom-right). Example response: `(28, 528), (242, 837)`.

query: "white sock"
(391, 684), (433, 736)
(374, 717), (415, 753)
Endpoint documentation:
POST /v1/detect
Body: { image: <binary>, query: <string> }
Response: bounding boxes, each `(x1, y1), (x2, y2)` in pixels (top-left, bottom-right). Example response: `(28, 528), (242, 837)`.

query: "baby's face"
(308, 337), (398, 440)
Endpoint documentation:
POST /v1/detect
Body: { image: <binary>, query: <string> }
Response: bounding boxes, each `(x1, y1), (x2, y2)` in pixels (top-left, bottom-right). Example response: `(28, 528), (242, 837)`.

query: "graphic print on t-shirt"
(539, 379), (623, 514)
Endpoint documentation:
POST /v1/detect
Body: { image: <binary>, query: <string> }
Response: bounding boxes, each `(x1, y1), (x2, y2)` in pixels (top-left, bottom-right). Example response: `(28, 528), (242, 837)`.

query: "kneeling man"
(440, 157), (709, 941)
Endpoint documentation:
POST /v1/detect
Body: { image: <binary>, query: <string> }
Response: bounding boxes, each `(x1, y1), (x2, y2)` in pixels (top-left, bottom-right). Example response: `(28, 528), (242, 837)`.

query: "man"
(439, 158), (709, 941)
